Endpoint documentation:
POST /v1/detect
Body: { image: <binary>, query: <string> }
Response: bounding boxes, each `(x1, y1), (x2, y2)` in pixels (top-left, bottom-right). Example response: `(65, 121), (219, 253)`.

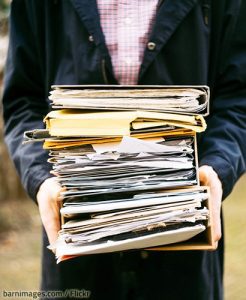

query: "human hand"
(199, 165), (223, 244)
(36, 177), (63, 249)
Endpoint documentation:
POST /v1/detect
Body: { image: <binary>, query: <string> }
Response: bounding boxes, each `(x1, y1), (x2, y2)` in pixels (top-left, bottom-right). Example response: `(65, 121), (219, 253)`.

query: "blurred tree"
(0, 0), (27, 201)
(0, 0), (10, 12)
(0, 108), (27, 201)
(0, 0), (9, 76)
(0, 0), (9, 34)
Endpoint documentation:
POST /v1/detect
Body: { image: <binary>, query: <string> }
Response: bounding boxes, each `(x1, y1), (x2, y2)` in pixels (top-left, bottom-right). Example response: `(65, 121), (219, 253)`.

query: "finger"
(213, 214), (222, 242)
(210, 192), (222, 242)
(38, 192), (61, 245)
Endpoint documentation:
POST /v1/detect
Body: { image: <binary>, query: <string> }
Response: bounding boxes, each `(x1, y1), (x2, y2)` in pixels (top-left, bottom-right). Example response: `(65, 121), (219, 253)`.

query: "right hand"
(199, 165), (223, 245)
(36, 177), (63, 249)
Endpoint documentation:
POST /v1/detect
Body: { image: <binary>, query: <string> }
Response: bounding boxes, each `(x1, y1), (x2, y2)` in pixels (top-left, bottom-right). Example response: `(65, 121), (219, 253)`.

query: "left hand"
(199, 165), (223, 244)
(37, 177), (63, 250)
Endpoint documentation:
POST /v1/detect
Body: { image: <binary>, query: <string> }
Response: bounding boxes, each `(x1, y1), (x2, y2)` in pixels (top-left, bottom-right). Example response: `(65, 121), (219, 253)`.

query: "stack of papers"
(50, 136), (196, 199)
(24, 85), (212, 262)
(50, 86), (209, 114)
(56, 188), (208, 259)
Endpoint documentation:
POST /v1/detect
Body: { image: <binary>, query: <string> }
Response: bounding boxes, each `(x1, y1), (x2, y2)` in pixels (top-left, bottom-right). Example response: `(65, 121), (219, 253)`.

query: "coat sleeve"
(2, 1), (52, 201)
(199, 2), (246, 199)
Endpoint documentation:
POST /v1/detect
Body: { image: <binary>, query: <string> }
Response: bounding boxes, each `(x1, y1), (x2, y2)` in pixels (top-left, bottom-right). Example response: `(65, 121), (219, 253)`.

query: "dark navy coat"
(2, 1), (246, 299)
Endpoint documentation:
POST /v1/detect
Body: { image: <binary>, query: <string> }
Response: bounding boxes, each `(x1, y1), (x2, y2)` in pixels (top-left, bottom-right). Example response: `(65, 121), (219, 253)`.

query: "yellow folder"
(44, 109), (206, 137)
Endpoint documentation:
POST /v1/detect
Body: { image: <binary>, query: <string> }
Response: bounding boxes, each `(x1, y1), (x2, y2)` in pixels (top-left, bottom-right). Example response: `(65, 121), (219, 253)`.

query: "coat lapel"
(138, 0), (199, 81)
(69, 0), (114, 76)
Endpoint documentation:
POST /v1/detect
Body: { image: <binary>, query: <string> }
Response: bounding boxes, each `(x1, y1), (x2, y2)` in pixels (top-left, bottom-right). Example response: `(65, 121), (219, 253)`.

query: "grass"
(0, 176), (245, 299)
(224, 175), (246, 300)
(0, 200), (41, 291)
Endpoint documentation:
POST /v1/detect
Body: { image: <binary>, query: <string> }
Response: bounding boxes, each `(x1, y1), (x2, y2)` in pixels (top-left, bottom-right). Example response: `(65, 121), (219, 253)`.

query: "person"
(2, 1), (246, 299)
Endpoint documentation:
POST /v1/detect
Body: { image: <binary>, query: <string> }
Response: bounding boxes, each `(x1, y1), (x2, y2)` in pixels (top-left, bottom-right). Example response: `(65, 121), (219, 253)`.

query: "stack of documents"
(50, 136), (197, 198)
(24, 85), (214, 262)
(49, 86), (208, 113)
(57, 188), (209, 259)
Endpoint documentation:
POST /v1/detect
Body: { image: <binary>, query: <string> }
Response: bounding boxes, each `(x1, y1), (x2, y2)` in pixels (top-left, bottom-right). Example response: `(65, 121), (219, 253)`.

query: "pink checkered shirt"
(97, 0), (159, 85)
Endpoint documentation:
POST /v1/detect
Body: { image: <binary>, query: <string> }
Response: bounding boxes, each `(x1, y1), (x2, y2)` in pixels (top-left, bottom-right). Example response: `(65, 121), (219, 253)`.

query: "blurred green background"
(0, 2), (245, 299)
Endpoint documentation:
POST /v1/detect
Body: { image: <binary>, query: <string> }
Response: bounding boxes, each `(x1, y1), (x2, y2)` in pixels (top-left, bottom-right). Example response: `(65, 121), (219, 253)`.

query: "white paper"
(56, 225), (206, 258)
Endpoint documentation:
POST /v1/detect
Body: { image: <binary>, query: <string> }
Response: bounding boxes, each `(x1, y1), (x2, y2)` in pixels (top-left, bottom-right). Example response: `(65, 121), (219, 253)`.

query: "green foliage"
(0, 0), (10, 13)
(0, 0), (10, 22)
(0, 0), (9, 35)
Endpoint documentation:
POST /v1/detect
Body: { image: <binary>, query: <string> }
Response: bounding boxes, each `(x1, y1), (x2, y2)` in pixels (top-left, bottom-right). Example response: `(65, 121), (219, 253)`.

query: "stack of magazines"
(25, 85), (215, 262)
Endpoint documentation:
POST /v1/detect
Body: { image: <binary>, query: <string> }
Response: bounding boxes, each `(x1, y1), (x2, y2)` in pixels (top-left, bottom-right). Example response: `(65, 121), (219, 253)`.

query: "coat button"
(88, 35), (94, 42)
(147, 42), (156, 51)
